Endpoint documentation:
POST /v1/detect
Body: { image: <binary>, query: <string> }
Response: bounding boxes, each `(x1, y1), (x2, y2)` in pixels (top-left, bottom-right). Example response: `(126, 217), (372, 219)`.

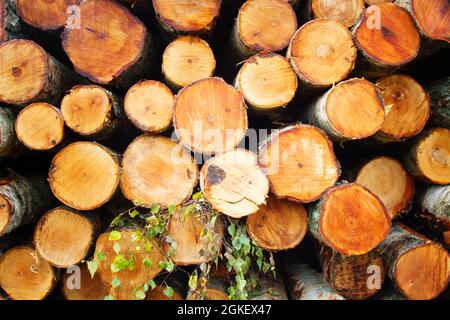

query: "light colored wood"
(258, 124), (340, 203)
(355, 156), (415, 219)
(121, 135), (198, 208)
(0, 245), (56, 300)
(162, 35), (216, 90)
(187, 278), (229, 300)
(247, 195), (308, 250)
(309, 183), (391, 255)
(287, 19), (356, 88)
(417, 184), (450, 231)
(15, 102), (64, 151)
(306, 0), (365, 28)
(61, 264), (109, 300)
(374, 74), (429, 142)
(200, 149), (269, 218)
(125, 80), (174, 133)
(365, 0), (394, 4)
(235, 51), (297, 112)
(173, 77), (248, 154)
(49, 142), (120, 210)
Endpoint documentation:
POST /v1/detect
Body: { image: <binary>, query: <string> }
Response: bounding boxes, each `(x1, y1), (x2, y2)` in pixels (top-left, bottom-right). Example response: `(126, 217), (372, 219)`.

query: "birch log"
(425, 76), (450, 129)
(0, 0), (27, 42)
(417, 184), (450, 232)
(0, 107), (20, 157)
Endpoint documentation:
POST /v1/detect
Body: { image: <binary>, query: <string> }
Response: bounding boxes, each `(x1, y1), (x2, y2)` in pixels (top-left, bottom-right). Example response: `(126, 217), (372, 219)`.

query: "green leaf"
(188, 273), (198, 290)
(143, 258), (153, 268)
(143, 283), (149, 293)
(135, 290), (146, 300)
(96, 251), (105, 263)
(163, 285), (174, 298)
(165, 260), (175, 272)
(87, 260), (98, 279)
(148, 279), (156, 290)
(144, 241), (154, 252)
(111, 255), (129, 273)
(104, 295), (114, 300)
(168, 205), (176, 214)
(159, 260), (167, 269)
(129, 209), (140, 218)
(228, 223), (236, 237)
(108, 230), (122, 241)
(111, 278), (121, 288)
(150, 204), (160, 214)
(113, 243), (121, 254)
(192, 191), (203, 200)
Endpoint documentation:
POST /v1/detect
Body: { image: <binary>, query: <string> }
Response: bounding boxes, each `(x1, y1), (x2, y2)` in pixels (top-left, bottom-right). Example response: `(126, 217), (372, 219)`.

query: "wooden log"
(377, 223), (449, 300)
(300, 0), (365, 28)
(401, 127), (450, 185)
(352, 3), (421, 79)
(373, 74), (429, 143)
(15, 0), (78, 32)
(258, 124), (340, 203)
(200, 149), (269, 218)
(287, 19), (357, 91)
(162, 205), (224, 265)
(318, 245), (386, 300)
(0, 169), (54, 237)
(416, 184), (449, 231)
(0, 39), (76, 106)
(152, 0), (222, 39)
(246, 195), (308, 251)
(354, 156), (415, 219)
(162, 35), (216, 90)
(309, 183), (391, 255)
(284, 263), (345, 300)
(48, 142), (120, 211)
(146, 272), (187, 300)
(0, 245), (56, 300)
(0, 107), (20, 157)
(15, 102), (65, 151)
(61, 264), (109, 300)
(231, 0), (297, 61)
(173, 77), (248, 155)
(124, 80), (174, 133)
(425, 76), (449, 129)
(146, 286), (184, 300)
(364, 0), (394, 4)
(34, 206), (101, 268)
(121, 135), (198, 208)
(305, 78), (385, 142)
(61, 85), (123, 140)
(94, 229), (165, 290)
(187, 278), (229, 300)
(250, 276), (289, 300)
(235, 51), (297, 115)
(0, 0), (27, 42)
(61, 0), (155, 88)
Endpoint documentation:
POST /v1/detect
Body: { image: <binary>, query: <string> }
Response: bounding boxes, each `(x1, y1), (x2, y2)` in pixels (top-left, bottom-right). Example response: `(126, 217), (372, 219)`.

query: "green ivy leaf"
(104, 295), (114, 300)
(165, 260), (175, 272)
(135, 290), (146, 300)
(87, 260), (98, 279)
(159, 260), (167, 269)
(192, 191), (203, 200)
(108, 230), (122, 241)
(228, 223), (236, 237)
(188, 273), (198, 290)
(168, 205), (176, 214)
(111, 255), (129, 273)
(148, 279), (156, 290)
(144, 241), (153, 252)
(164, 285), (174, 298)
(111, 278), (121, 288)
(143, 258), (153, 268)
(96, 251), (105, 263)
(150, 204), (160, 214)
(129, 209), (140, 218)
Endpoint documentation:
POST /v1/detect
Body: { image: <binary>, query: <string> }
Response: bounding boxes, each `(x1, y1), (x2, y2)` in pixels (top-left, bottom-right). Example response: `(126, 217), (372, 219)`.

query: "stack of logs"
(0, 0), (449, 301)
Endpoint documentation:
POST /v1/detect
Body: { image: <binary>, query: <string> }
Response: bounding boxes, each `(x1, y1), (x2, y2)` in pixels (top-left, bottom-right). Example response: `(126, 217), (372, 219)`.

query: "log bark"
(200, 149), (269, 218)
(305, 78), (385, 142)
(258, 124), (340, 203)
(284, 263), (345, 300)
(34, 206), (101, 268)
(354, 156), (415, 219)
(416, 184), (449, 231)
(0, 245), (56, 300)
(373, 74), (430, 143)
(48, 142), (121, 211)
(61, 263), (109, 300)
(173, 77), (248, 155)
(61, 85), (123, 141)
(318, 245), (386, 300)
(187, 277), (229, 300)
(162, 35), (216, 90)
(352, 3), (421, 79)
(15, 102), (65, 151)
(246, 195), (308, 251)
(300, 0), (365, 28)
(377, 223), (449, 300)
(0, 0), (27, 42)
(61, 0), (155, 88)
(309, 183), (391, 255)
(231, 0), (297, 61)
(250, 275), (289, 300)
(0, 169), (54, 237)
(0, 39), (76, 106)
(425, 76), (450, 129)
(287, 19), (357, 90)
(0, 107), (20, 157)
(235, 51), (297, 115)
(120, 135), (198, 208)
(401, 127), (450, 185)
(124, 80), (174, 133)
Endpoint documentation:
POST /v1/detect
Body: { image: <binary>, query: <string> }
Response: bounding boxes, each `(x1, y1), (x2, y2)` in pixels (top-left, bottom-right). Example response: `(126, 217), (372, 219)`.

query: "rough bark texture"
(0, 107), (20, 157)
(250, 276), (289, 300)
(0, 0), (27, 42)
(425, 76), (450, 128)
(416, 184), (450, 231)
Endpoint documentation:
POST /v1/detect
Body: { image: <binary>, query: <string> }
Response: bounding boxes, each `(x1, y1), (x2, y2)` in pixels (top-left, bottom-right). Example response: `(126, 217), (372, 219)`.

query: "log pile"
(0, 0), (448, 301)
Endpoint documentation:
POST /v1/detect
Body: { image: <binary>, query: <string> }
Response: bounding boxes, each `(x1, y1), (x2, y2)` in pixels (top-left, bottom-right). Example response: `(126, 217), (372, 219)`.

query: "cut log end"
(16, 0), (78, 31)
(319, 184), (391, 255)
(34, 207), (96, 268)
(162, 35), (216, 90)
(236, 52), (297, 111)
(15, 102), (64, 151)
(49, 142), (120, 211)
(288, 19), (356, 87)
(258, 124), (340, 203)
(121, 135), (198, 208)
(174, 77), (248, 154)
(375, 74), (429, 141)
(125, 80), (174, 133)
(0, 246), (55, 300)
(0, 39), (48, 105)
(310, 0), (365, 28)
(394, 242), (449, 300)
(354, 4), (420, 66)
(246, 195), (308, 251)
(409, 0), (450, 42)
(62, 264), (109, 300)
(356, 156), (415, 219)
